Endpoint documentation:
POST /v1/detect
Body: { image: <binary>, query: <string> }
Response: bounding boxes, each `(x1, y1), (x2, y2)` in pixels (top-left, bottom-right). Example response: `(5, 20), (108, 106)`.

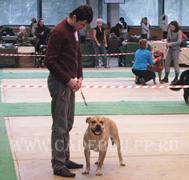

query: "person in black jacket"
(93, 18), (108, 68)
(108, 33), (123, 67)
(110, 23), (122, 38)
(35, 19), (50, 51)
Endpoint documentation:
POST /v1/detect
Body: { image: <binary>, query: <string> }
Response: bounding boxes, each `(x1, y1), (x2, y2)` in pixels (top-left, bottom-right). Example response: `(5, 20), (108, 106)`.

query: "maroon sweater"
(45, 19), (83, 84)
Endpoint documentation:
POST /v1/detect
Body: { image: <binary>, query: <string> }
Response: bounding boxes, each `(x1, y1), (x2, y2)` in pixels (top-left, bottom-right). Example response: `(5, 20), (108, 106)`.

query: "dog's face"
(86, 116), (106, 136)
(154, 50), (164, 59)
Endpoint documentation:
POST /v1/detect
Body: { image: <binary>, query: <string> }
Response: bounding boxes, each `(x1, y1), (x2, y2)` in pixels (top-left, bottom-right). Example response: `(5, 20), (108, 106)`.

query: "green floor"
(1, 101), (189, 117)
(0, 71), (179, 79)
(0, 69), (17, 180)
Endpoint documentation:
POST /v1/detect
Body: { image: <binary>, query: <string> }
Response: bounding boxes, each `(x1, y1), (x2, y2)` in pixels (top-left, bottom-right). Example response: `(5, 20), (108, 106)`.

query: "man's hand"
(77, 78), (83, 88)
(68, 78), (80, 91)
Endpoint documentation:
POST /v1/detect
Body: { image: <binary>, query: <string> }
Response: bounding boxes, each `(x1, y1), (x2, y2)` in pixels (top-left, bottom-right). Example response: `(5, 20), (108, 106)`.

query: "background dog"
(133, 50), (164, 84)
(82, 116), (125, 176)
(148, 50), (164, 84)
(170, 69), (189, 105)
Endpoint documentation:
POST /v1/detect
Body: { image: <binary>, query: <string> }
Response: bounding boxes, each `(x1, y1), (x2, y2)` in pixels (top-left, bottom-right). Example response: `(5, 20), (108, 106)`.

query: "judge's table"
(149, 41), (189, 66)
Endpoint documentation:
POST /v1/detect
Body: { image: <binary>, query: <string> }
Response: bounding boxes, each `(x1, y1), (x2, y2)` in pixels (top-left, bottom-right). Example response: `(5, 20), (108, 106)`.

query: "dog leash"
(80, 88), (91, 116)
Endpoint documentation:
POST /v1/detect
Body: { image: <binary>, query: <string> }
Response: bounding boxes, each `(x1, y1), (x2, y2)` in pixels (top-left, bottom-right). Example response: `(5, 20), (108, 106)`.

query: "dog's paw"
(120, 162), (126, 166)
(82, 170), (89, 175)
(96, 171), (102, 176)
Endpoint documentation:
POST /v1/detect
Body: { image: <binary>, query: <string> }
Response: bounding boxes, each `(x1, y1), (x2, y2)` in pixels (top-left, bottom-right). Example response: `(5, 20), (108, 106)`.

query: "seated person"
(17, 26), (29, 43)
(110, 23), (122, 38)
(108, 33), (123, 67)
(132, 39), (161, 85)
(2, 27), (15, 36)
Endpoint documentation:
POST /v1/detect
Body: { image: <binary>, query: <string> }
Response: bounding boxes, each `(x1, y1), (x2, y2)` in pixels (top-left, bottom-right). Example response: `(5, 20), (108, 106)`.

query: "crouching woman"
(132, 39), (161, 85)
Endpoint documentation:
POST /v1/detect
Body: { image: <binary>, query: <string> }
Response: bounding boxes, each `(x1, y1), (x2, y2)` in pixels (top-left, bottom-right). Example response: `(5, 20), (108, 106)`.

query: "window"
(0, 0), (37, 25)
(119, 0), (159, 26)
(164, 0), (189, 26)
(42, 0), (86, 25)
(102, 3), (107, 24)
(99, 0), (107, 24)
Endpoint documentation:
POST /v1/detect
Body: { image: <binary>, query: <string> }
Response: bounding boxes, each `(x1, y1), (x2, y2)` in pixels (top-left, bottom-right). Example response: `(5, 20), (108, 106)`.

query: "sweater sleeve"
(141, 23), (148, 33)
(170, 30), (182, 47)
(148, 51), (154, 65)
(35, 27), (42, 38)
(45, 30), (71, 84)
(77, 31), (83, 79)
(167, 30), (171, 43)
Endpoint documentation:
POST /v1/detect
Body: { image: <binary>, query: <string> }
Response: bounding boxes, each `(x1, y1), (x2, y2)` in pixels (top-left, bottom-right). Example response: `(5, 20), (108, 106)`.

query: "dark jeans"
(48, 73), (75, 171)
(132, 69), (156, 82)
(93, 41), (107, 66)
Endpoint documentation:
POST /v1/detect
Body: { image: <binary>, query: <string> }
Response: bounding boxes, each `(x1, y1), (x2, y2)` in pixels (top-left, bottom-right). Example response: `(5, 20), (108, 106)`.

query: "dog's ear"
(86, 117), (91, 123)
(103, 117), (107, 122)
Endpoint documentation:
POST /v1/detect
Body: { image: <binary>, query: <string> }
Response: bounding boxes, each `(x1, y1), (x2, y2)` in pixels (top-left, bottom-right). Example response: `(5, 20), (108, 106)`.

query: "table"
(150, 41), (189, 66)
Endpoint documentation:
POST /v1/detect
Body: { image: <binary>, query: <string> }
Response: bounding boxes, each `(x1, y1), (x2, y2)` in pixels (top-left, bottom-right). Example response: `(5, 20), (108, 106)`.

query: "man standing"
(45, 6), (93, 178)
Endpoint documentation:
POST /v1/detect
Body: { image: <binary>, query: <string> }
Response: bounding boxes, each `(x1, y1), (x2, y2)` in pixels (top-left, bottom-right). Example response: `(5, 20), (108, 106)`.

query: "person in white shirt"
(160, 14), (168, 39)
(119, 17), (129, 40)
(141, 17), (150, 39)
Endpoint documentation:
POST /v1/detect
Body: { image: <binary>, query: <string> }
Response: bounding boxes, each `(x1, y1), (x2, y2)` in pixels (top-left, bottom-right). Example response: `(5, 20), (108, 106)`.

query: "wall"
(128, 28), (164, 39)
(85, 28), (164, 39)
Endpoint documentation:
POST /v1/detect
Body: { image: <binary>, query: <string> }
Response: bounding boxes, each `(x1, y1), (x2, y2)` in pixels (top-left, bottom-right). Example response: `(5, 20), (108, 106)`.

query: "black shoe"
(139, 78), (147, 85)
(171, 77), (178, 84)
(66, 161), (83, 169)
(161, 77), (168, 83)
(135, 80), (141, 84)
(54, 167), (76, 177)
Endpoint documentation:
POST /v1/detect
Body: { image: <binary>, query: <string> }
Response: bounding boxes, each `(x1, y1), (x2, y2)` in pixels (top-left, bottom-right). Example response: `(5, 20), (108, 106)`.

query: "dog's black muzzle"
(91, 125), (103, 136)
(154, 55), (161, 58)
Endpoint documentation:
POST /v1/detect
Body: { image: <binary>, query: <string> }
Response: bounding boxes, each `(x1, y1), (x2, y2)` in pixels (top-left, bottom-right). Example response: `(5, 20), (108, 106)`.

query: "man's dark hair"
(169, 21), (180, 32)
(70, 5), (93, 24)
